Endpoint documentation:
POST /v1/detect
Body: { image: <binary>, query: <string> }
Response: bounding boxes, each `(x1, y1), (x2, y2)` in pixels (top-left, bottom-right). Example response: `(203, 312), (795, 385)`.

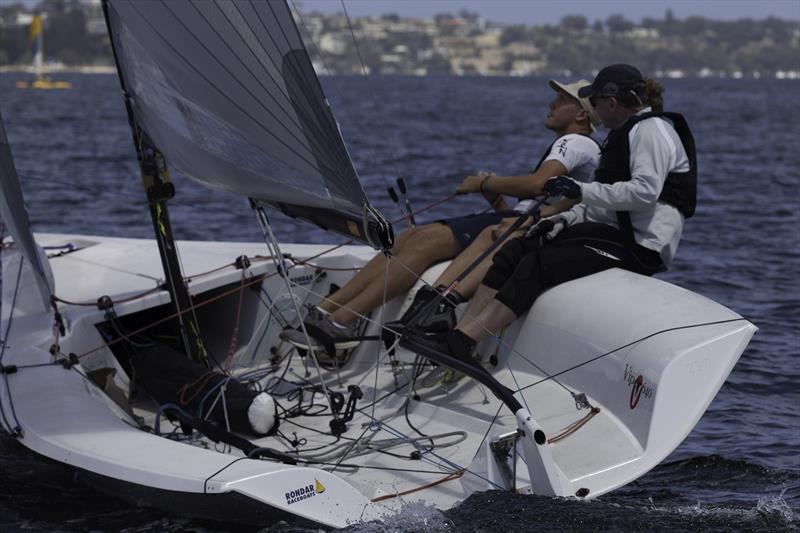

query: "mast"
(102, 0), (207, 366)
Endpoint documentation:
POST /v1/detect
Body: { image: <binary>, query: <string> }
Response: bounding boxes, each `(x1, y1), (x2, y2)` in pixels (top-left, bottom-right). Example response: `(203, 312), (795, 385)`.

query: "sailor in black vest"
(404, 64), (697, 365)
(281, 79), (601, 363)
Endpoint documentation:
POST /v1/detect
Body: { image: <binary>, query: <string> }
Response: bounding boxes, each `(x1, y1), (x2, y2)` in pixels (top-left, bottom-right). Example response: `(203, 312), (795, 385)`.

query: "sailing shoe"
(280, 316), (363, 351)
(401, 329), (484, 376)
(280, 315), (365, 368)
(303, 304), (329, 328)
(382, 286), (462, 348)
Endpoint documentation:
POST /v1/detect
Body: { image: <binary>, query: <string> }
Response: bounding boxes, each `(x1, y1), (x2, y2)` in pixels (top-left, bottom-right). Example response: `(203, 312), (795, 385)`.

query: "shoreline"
(2, 65), (798, 80)
(1, 65), (116, 74)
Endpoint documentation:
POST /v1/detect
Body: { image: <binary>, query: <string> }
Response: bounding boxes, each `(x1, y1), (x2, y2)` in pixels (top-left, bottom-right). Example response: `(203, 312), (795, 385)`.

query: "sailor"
(405, 64), (697, 363)
(281, 79), (602, 362)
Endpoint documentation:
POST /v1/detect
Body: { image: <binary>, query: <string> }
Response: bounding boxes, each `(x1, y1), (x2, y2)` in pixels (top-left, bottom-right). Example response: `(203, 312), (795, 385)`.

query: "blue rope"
(154, 403), (195, 435)
(196, 376), (232, 419)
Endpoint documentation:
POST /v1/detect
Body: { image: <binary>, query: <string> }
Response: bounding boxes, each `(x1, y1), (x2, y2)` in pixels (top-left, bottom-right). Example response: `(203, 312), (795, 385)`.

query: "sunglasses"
(588, 94), (614, 107)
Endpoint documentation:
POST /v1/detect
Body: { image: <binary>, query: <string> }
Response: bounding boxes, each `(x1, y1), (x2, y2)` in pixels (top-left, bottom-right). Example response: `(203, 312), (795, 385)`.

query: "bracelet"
(480, 175), (491, 193)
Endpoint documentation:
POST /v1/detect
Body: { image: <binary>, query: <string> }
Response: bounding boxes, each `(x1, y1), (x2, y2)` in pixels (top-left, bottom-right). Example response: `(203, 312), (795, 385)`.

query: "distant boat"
(15, 14), (72, 90)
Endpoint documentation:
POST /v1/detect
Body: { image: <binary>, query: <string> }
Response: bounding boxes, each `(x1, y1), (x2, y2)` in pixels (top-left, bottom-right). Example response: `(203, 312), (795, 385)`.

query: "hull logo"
(623, 364), (654, 410)
(285, 479), (326, 505)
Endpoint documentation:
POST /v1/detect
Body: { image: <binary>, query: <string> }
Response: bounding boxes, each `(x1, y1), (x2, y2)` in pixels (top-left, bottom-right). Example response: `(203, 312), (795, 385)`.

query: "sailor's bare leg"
(457, 291), (516, 342)
(434, 224), (523, 300)
(330, 223), (461, 325)
(318, 226), (417, 313)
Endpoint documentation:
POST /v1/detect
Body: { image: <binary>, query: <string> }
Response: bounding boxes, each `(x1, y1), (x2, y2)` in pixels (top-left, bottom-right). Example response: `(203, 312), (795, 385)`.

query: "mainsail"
(104, 0), (391, 246)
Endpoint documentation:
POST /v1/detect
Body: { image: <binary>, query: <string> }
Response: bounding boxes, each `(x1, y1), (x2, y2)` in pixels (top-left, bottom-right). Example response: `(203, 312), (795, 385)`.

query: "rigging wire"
(339, 0), (404, 182)
(370, 253), (391, 422)
(290, 0), (404, 221)
(516, 317), (751, 393)
(254, 205), (338, 421)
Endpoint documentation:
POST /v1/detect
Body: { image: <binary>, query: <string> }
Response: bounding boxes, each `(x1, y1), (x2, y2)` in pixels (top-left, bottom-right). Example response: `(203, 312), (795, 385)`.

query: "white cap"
(549, 78), (601, 131)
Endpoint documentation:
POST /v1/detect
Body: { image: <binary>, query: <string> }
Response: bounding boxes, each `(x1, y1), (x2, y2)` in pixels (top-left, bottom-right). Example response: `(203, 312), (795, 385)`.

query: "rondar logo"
(285, 479), (326, 505)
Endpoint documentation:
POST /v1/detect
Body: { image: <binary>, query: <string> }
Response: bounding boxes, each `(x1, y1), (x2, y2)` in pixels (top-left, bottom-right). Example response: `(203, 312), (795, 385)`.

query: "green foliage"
(0, 4), (796, 76)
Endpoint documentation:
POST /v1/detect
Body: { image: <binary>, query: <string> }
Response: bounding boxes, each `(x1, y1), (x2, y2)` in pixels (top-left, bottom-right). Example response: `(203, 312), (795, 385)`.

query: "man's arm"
(458, 159), (569, 198)
(579, 120), (678, 211)
(492, 197), (579, 233)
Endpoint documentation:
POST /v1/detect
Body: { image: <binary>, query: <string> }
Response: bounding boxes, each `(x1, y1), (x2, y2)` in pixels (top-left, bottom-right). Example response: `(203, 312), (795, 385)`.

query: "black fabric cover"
(130, 343), (268, 436)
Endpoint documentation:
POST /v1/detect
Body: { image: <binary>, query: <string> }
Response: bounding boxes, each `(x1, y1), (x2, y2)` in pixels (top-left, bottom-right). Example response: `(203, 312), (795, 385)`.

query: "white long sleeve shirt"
(561, 107), (690, 267)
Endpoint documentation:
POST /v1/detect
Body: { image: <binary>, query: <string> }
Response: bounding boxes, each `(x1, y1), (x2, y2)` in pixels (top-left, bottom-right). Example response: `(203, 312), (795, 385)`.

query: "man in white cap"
(281, 79), (601, 363)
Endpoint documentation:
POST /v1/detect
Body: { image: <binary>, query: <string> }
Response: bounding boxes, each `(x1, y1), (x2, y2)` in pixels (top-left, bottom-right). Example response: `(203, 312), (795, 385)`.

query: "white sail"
(30, 15), (43, 78)
(0, 110), (53, 311)
(104, 0), (388, 244)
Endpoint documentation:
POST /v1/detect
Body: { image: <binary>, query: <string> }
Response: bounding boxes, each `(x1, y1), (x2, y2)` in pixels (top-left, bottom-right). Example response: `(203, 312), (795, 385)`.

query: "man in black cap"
(404, 64), (698, 368)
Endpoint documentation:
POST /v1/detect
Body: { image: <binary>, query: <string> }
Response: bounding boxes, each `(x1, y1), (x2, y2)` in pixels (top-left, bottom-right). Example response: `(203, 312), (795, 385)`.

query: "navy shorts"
(439, 211), (519, 250)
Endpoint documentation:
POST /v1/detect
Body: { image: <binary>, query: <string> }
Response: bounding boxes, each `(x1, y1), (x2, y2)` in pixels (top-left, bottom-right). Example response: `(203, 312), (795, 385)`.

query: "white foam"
(346, 501), (454, 533)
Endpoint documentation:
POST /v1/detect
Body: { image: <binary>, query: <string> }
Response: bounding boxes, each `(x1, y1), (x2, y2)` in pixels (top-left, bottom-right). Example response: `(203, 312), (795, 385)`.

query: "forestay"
(104, 0), (390, 246)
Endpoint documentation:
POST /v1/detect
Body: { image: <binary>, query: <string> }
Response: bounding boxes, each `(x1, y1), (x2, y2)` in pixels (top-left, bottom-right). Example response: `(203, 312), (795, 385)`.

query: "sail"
(30, 15), (43, 77)
(0, 109), (53, 311)
(104, 0), (391, 246)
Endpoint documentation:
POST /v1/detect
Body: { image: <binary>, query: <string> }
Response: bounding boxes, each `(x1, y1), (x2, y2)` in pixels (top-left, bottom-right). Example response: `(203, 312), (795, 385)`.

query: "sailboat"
(14, 14), (72, 90)
(0, 0), (756, 529)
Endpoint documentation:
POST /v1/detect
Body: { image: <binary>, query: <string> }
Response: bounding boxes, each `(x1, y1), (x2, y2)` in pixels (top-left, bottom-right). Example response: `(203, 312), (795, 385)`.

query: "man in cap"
(282, 79), (602, 364)
(404, 64), (697, 368)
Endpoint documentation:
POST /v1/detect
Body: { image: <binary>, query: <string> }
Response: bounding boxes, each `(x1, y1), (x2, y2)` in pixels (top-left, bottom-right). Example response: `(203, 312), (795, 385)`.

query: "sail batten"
(122, 1), (322, 179)
(105, 0), (389, 245)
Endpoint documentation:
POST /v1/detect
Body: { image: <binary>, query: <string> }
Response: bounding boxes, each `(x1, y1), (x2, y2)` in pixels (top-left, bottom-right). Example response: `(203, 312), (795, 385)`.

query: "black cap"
(578, 64), (645, 98)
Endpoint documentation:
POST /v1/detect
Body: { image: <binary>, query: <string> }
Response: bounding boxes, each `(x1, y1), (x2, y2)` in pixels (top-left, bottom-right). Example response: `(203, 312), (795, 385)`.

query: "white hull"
(0, 233), (756, 528)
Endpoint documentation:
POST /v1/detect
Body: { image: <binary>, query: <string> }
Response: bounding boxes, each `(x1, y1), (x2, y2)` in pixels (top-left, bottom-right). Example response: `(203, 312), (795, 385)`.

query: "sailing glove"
(525, 217), (568, 240)
(543, 175), (582, 200)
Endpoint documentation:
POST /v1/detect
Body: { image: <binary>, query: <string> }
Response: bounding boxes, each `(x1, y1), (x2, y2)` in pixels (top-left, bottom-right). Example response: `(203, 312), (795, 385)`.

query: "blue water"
(1, 73), (798, 532)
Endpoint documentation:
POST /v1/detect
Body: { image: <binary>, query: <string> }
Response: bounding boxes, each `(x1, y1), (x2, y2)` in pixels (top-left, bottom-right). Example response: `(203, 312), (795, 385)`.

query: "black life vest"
(594, 111), (697, 242)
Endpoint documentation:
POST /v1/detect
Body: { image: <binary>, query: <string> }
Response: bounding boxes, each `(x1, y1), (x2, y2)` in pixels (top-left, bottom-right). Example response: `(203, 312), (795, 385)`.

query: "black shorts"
(439, 211), (519, 250)
(484, 222), (664, 317)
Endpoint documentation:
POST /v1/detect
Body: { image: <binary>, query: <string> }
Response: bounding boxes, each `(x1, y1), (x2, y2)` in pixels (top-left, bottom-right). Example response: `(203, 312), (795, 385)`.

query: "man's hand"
(543, 175), (582, 200)
(525, 217), (567, 240)
(457, 171), (494, 194)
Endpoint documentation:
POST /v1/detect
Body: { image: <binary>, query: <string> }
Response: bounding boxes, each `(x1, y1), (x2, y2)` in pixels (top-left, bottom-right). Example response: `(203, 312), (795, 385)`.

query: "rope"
(371, 471), (464, 502)
(178, 371), (219, 405)
(64, 193), (458, 362)
(548, 407), (601, 444)
(223, 269), (247, 373)
(50, 192), (457, 311)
